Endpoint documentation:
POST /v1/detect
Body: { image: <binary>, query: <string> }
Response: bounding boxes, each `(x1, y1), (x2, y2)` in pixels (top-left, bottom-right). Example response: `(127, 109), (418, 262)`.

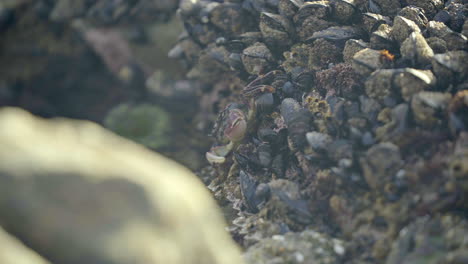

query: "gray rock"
(49, 0), (88, 22)
(386, 215), (468, 264)
(0, 107), (243, 264)
(244, 229), (345, 264)
(360, 142), (403, 191)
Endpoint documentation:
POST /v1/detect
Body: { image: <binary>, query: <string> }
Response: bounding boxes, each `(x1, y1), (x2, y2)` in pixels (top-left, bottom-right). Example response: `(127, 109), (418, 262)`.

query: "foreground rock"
(0, 227), (50, 264)
(0, 107), (243, 264)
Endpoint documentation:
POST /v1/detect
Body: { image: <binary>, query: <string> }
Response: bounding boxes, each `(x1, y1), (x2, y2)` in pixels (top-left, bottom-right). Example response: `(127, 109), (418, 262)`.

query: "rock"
(0, 227), (50, 264)
(0, 107), (243, 264)
(49, 0), (88, 22)
(243, 229), (345, 264)
(386, 215), (468, 264)
(400, 32), (434, 67)
(360, 142), (403, 191)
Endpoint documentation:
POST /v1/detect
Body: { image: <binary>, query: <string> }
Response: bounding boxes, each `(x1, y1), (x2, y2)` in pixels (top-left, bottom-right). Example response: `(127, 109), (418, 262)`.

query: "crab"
(206, 104), (248, 164)
(206, 71), (283, 164)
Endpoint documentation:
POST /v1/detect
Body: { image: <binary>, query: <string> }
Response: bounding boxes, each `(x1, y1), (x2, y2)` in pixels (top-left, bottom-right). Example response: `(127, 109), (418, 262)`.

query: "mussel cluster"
(31, 0), (178, 24)
(170, 0), (468, 262)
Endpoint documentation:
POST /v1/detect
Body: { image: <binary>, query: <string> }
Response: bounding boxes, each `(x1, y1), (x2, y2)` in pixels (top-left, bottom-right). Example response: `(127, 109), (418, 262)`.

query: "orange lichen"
(379, 49), (395, 62)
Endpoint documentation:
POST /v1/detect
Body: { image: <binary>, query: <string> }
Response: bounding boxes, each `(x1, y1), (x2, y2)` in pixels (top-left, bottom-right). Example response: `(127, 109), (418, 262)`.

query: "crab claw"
(214, 144), (233, 156)
(224, 109), (247, 142)
(205, 143), (234, 164)
(206, 151), (226, 164)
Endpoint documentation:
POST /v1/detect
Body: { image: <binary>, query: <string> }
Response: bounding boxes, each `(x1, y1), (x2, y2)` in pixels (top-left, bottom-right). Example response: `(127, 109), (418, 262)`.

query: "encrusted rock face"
(244, 229), (345, 264)
(0, 107), (244, 264)
(360, 142), (403, 191)
(1, 0), (467, 263)
(386, 215), (468, 264)
(170, 0), (468, 262)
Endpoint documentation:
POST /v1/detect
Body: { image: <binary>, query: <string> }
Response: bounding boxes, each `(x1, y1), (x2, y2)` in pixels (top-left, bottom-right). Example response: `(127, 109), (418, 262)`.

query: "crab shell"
(224, 109), (247, 142)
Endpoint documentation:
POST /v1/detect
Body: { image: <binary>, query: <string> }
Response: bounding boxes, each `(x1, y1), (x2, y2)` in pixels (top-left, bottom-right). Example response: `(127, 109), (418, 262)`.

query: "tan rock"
(0, 227), (50, 264)
(0, 107), (243, 264)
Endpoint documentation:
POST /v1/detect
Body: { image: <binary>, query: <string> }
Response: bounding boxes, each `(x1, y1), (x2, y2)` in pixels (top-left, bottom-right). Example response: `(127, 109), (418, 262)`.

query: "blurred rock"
(0, 107), (243, 264)
(103, 103), (172, 150)
(0, 227), (50, 264)
(386, 215), (468, 264)
(243, 229), (345, 264)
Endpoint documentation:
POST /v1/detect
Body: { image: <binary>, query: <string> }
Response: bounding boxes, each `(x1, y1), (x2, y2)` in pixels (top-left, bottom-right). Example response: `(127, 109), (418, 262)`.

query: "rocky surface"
(1, 0), (468, 263)
(169, 0), (468, 263)
(244, 229), (346, 264)
(0, 107), (243, 264)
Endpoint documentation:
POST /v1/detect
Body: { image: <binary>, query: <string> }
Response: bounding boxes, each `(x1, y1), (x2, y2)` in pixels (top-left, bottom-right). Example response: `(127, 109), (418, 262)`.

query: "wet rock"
(368, 0), (401, 16)
(360, 142), (403, 191)
(365, 68), (436, 102)
(352, 48), (390, 76)
(427, 21), (468, 51)
(425, 37), (448, 54)
(411, 91), (451, 127)
(210, 3), (253, 35)
(267, 179), (312, 224)
(360, 95), (383, 123)
(397, 6), (428, 30)
(49, 0), (88, 22)
(375, 103), (410, 142)
(365, 69), (398, 101)
(0, 107), (243, 264)
(168, 0), (468, 262)
(0, 5), (14, 32)
(431, 51), (468, 87)
(386, 215), (468, 264)
(442, 1), (467, 33)
(307, 26), (365, 45)
(296, 16), (337, 41)
(343, 39), (369, 63)
(315, 63), (363, 99)
(242, 42), (274, 75)
(308, 38), (343, 70)
(448, 132), (468, 183)
(282, 44), (312, 72)
(328, 139), (354, 162)
(244, 229), (345, 264)
(362, 12), (391, 33)
(405, 0), (444, 19)
(187, 44), (231, 81)
(370, 24), (395, 50)
(306, 131), (332, 153)
(463, 20), (468, 38)
(394, 69), (436, 102)
(239, 170), (270, 213)
(278, 0), (303, 19)
(331, 0), (358, 23)
(260, 12), (295, 50)
(295, 1), (331, 23)
(392, 16), (421, 45)
(400, 32), (434, 68)
(281, 98), (312, 150)
(448, 90), (468, 136)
